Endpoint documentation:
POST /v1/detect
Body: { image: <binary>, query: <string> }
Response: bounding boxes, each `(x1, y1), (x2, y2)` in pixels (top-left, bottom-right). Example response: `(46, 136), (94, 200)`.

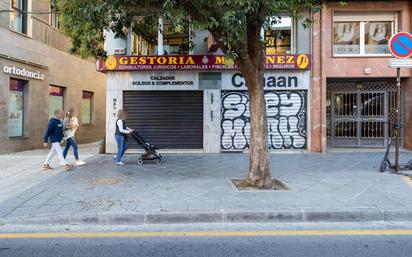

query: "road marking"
(1, 229), (412, 239)
(402, 176), (412, 188)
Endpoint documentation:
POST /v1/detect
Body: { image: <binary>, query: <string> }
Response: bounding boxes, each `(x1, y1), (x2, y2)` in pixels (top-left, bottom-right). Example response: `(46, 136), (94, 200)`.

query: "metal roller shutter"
(221, 90), (307, 151)
(123, 91), (204, 149)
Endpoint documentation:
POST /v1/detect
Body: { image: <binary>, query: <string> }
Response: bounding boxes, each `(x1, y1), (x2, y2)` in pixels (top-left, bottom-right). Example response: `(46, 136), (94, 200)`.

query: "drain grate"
(89, 177), (124, 186)
(231, 178), (291, 191)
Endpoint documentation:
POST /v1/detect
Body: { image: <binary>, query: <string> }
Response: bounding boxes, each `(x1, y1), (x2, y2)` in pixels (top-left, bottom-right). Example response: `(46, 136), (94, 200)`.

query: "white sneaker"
(113, 155), (116, 160)
(76, 160), (86, 166)
(116, 161), (125, 166)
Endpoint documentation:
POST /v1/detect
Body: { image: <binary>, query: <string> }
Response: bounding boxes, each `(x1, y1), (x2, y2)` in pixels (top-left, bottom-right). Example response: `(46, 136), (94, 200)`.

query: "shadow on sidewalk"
(1, 151), (412, 223)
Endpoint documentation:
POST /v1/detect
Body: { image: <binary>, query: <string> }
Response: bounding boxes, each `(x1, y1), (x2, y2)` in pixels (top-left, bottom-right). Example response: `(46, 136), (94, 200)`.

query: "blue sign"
(389, 32), (412, 58)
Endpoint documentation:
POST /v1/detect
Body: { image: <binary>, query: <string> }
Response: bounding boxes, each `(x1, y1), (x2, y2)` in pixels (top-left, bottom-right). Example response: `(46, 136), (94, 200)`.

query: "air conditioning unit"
(113, 48), (126, 55)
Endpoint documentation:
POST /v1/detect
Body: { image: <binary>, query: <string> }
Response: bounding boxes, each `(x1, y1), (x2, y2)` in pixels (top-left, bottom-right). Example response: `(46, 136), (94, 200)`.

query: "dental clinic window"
(81, 91), (93, 124)
(333, 12), (397, 56)
(265, 16), (292, 54)
(131, 17), (190, 55)
(8, 79), (25, 137)
(10, 0), (28, 34)
(49, 86), (65, 118)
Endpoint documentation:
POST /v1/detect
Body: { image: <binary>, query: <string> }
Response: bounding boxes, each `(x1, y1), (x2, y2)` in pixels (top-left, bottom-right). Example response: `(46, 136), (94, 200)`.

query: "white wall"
(105, 71), (222, 153)
(104, 30), (127, 55)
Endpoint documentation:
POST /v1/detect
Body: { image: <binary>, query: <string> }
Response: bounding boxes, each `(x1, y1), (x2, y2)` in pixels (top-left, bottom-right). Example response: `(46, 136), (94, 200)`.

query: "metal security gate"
(123, 91), (203, 149)
(327, 80), (400, 148)
(221, 90), (307, 151)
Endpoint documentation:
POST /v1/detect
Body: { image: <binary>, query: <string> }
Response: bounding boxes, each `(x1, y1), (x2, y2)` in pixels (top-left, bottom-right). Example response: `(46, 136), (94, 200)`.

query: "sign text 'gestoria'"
(97, 54), (311, 72)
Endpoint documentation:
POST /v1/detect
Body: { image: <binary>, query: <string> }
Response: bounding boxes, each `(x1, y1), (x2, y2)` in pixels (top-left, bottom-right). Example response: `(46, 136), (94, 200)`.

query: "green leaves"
(56, 0), (322, 59)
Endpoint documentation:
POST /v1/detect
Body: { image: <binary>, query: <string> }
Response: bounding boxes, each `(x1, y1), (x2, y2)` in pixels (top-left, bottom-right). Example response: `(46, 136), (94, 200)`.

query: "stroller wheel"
(156, 159), (162, 164)
(137, 159), (144, 165)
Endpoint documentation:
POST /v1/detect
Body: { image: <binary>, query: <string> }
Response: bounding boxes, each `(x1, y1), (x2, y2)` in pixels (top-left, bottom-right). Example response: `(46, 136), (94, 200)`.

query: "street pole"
(387, 32), (412, 173)
(395, 67), (401, 173)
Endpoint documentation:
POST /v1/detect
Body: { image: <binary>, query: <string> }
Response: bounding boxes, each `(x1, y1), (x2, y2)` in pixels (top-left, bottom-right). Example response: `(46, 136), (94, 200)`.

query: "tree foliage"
(54, 0), (322, 60)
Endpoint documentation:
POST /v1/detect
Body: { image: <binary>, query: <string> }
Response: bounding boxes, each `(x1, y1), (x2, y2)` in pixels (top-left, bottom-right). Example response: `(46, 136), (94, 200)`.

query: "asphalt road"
(1, 229), (412, 257)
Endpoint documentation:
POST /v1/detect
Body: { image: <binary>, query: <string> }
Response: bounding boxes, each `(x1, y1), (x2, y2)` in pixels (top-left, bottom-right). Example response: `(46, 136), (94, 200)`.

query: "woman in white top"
(63, 108), (86, 166)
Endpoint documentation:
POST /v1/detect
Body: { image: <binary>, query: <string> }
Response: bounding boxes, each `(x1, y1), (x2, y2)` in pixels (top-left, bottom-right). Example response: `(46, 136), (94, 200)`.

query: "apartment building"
(0, 0), (106, 153)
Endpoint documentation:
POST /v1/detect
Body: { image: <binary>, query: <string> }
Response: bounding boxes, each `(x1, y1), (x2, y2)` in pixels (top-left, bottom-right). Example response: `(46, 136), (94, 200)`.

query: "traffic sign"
(389, 58), (412, 68)
(388, 32), (412, 58)
(387, 32), (412, 173)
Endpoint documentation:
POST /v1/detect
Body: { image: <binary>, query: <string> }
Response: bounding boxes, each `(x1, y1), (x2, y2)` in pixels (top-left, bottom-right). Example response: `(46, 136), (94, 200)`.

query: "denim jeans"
(115, 135), (127, 162)
(63, 137), (79, 160)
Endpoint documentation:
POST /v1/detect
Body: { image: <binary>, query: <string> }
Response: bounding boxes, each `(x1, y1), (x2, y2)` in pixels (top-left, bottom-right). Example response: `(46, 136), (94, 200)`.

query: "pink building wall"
(311, 0), (412, 152)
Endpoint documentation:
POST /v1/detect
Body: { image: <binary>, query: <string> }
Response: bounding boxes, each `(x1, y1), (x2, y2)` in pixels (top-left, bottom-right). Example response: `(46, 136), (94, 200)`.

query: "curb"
(2, 208), (412, 226)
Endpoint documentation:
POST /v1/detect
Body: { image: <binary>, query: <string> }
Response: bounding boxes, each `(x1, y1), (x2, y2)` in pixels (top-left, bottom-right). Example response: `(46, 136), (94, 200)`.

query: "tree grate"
(231, 178), (291, 191)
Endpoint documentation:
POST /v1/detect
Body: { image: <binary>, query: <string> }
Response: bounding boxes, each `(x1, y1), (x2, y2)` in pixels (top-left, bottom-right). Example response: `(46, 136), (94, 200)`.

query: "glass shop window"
(162, 20), (190, 55)
(131, 33), (157, 55)
(265, 16), (292, 54)
(364, 21), (392, 55)
(131, 16), (158, 55)
(81, 91), (93, 124)
(8, 78), (25, 137)
(333, 12), (397, 56)
(131, 17), (190, 55)
(49, 86), (65, 118)
(333, 22), (361, 55)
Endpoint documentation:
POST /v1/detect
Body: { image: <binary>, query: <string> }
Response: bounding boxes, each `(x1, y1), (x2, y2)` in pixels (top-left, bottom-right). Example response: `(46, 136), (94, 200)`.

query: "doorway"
(327, 80), (400, 148)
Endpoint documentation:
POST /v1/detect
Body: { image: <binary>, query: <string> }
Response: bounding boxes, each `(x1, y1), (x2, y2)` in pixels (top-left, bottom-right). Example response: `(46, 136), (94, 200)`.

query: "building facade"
(311, 0), (412, 152)
(101, 1), (412, 154)
(101, 16), (312, 153)
(0, 0), (106, 153)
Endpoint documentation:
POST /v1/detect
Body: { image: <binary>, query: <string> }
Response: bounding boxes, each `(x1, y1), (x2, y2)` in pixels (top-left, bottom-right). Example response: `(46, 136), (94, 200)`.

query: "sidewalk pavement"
(1, 146), (412, 225)
(0, 142), (100, 204)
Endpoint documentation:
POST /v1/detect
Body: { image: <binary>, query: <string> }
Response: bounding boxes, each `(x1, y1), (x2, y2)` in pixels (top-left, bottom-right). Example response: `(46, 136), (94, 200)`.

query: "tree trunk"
(239, 60), (272, 189)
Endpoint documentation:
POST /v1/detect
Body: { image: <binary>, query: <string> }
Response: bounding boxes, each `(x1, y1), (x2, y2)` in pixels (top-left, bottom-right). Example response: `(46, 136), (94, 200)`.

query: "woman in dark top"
(114, 110), (133, 165)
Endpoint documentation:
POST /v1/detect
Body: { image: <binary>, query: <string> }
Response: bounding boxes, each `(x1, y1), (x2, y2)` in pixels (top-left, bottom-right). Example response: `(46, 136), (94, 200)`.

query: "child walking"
(43, 109), (73, 171)
(63, 108), (86, 166)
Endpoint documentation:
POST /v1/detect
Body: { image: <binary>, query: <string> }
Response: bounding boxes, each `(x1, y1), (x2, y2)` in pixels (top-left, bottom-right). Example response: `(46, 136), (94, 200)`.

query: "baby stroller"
(129, 131), (162, 165)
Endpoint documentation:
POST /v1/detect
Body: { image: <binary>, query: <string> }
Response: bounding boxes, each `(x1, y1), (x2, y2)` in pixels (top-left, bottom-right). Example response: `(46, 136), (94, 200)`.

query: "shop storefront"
(123, 90), (204, 149)
(0, 55), (105, 153)
(220, 71), (308, 151)
(99, 54), (311, 153)
(1, 63), (46, 141)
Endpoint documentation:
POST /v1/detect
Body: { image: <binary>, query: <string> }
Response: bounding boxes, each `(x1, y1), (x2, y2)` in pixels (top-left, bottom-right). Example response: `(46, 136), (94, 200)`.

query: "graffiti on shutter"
(221, 90), (307, 150)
